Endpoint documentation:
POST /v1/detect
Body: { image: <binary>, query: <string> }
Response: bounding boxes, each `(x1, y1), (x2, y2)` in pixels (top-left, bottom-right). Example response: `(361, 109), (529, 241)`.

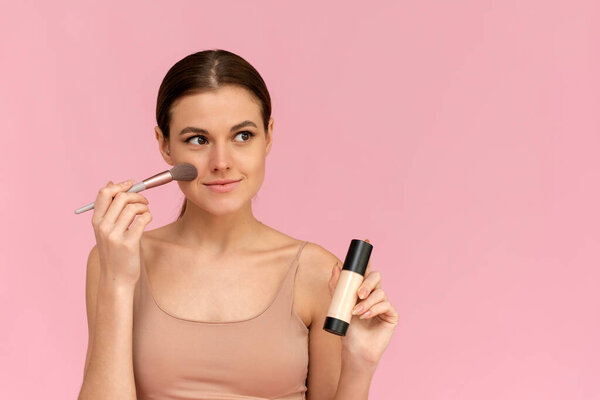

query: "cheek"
(248, 155), (266, 176)
(237, 149), (264, 172)
(241, 155), (266, 189)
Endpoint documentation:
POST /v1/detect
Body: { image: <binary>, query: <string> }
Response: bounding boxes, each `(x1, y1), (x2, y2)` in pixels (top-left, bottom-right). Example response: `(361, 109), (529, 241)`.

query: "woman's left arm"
(303, 240), (399, 400)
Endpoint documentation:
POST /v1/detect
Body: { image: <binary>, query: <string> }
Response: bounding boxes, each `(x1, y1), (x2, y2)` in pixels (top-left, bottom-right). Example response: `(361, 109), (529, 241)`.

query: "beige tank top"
(132, 240), (310, 400)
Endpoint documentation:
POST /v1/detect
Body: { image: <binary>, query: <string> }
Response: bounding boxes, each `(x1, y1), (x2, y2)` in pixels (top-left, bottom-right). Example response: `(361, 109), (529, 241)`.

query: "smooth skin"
(79, 84), (398, 400)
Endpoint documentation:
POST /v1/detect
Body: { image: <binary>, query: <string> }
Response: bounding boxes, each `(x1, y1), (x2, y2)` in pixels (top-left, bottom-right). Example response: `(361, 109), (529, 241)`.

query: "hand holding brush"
(74, 163), (197, 214)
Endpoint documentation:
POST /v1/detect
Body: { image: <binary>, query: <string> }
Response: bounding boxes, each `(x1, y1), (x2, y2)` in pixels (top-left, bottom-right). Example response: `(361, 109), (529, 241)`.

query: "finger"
(352, 288), (386, 315)
(113, 202), (150, 234)
(92, 180), (135, 222)
(328, 261), (342, 298)
(357, 270), (381, 299)
(364, 238), (372, 275)
(360, 239), (382, 297)
(125, 212), (153, 241)
(358, 301), (400, 324)
(103, 191), (150, 226)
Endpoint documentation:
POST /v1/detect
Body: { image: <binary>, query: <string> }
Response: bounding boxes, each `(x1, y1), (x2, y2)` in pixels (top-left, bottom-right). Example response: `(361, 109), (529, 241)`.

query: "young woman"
(78, 49), (398, 400)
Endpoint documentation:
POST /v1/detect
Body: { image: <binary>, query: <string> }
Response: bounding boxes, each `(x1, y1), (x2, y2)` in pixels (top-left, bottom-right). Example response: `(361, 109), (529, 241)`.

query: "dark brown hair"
(155, 49), (272, 220)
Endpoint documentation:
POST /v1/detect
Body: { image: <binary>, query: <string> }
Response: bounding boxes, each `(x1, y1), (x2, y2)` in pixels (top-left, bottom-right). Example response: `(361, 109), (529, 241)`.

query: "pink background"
(1, 1), (599, 399)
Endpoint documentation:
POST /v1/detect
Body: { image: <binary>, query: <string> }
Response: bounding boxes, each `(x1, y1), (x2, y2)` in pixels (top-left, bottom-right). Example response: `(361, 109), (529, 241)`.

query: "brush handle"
(74, 182), (147, 214)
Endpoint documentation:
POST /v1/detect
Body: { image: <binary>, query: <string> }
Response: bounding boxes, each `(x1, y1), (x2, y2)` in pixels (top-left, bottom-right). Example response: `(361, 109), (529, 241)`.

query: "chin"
(197, 197), (252, 216)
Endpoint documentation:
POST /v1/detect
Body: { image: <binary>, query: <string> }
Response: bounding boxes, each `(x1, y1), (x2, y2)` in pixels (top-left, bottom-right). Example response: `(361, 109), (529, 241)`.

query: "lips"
(203, 179), (242, 193)
(203, 179), (241, 185)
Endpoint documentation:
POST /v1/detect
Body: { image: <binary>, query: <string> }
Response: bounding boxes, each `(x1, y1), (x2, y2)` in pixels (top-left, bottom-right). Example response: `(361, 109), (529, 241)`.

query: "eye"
(185, 135), (207, 145)
(184, 131), (255, 146)
(234, 131), (255, 142)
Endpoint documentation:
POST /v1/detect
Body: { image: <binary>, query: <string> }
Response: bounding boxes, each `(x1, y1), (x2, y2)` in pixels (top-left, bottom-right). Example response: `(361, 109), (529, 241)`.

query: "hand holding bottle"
(327, 239), (399, 368)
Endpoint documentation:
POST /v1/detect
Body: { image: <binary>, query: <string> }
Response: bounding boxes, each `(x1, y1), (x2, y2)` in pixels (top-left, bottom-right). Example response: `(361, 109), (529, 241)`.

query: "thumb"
(364, 238), (372, 274)
(328, 261), (342, 298)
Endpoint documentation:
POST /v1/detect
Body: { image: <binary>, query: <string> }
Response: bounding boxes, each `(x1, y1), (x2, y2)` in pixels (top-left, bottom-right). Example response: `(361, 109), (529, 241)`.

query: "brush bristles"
(170, 163), (198, 181)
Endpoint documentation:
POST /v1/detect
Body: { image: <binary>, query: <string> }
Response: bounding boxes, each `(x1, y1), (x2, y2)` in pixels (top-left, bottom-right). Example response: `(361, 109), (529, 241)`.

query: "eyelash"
(185, 131), (255, 145)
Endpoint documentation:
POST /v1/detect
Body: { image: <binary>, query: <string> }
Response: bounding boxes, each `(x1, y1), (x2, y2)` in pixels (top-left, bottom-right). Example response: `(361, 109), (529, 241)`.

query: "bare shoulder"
(141, 222), (175, 243)
(139, 222), (179, 255)
(296, 242), (345, 398)
(85, 244), (101, 290)
(297, 242), (344, 326)
(298, 242), (343, 280)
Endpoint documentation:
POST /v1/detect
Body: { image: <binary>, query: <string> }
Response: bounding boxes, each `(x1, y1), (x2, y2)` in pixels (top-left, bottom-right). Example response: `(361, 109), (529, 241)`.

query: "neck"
(173, 198), (265, 256)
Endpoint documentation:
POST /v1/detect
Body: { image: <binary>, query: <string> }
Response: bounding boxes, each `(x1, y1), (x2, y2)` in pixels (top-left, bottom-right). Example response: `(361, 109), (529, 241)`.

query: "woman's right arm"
(78, 180), (152, 400)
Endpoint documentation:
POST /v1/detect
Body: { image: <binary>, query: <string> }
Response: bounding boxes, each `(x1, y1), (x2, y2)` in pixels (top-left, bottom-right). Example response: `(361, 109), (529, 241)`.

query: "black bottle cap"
(341, 239), (373, 277)
(323, 316), (349, 336)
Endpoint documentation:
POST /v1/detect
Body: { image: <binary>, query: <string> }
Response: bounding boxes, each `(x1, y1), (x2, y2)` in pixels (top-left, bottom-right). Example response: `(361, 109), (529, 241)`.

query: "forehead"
(170, 85), (262, 128)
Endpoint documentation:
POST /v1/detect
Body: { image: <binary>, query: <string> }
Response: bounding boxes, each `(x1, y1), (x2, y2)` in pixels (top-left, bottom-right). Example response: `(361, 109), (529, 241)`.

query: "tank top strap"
(285, 240), (308, 281)
(135, 246), (151, 306)
(278, 240), (309, 309)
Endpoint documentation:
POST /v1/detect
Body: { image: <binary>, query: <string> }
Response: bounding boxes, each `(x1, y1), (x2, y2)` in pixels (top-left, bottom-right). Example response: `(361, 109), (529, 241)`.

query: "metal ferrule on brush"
(140, 170), (174, 190)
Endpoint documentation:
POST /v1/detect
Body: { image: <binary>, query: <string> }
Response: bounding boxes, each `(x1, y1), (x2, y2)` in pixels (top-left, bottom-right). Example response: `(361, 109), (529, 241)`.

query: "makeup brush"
(74, 163), (198, 214)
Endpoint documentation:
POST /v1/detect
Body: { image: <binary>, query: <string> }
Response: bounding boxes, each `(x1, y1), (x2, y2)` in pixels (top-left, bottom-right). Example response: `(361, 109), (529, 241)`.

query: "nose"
(208, 142), (232, 172)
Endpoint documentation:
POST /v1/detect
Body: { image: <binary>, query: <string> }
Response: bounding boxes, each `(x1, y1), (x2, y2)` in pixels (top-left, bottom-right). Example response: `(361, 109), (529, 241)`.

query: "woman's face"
(155, 84), (273, 216)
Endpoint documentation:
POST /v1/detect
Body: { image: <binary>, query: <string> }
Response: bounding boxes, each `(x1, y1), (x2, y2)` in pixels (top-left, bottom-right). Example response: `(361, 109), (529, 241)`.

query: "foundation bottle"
(323, 239), (373, 336)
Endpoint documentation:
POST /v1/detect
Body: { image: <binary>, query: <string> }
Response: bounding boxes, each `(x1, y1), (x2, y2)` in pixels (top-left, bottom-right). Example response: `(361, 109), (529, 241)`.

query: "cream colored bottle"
(323, 239), (373, 336)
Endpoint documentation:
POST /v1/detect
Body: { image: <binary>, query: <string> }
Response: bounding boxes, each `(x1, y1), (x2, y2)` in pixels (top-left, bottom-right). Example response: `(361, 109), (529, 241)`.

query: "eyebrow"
(178, 120), (258, 136)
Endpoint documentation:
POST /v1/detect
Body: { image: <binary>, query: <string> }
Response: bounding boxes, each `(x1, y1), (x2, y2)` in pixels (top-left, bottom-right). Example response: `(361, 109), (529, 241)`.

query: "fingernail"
(359, 288), (367, 299)
(352, 305), (363, 314)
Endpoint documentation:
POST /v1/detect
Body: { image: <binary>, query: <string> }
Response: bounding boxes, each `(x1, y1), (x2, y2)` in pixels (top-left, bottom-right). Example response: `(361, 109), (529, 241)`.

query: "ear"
(155, 126), (174, 165)
(265, 117), (274, 156)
